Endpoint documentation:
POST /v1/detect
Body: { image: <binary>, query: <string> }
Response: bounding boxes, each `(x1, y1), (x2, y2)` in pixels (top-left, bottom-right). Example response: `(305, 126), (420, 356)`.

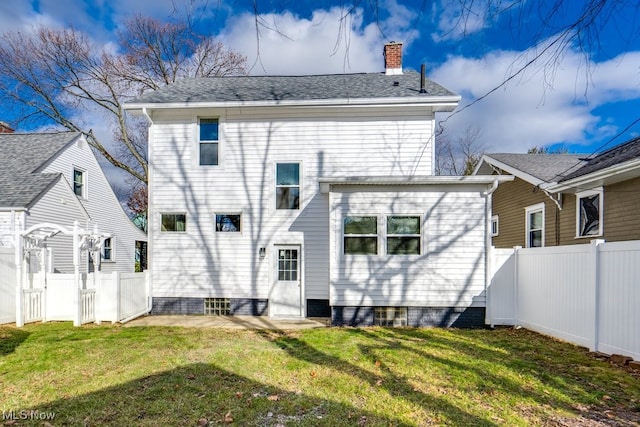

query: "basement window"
(374, 307), (407, 327)
(204, 298), (230, 316)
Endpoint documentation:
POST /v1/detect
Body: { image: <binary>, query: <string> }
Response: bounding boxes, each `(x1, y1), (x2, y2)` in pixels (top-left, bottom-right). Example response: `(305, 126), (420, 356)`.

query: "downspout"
(541, 189), (562, 245)
(483, 179), (500, 327)
(141, 107), (153, 316)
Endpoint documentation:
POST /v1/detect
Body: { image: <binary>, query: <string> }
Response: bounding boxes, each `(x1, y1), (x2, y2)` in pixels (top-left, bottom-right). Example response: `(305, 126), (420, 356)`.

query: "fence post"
(15, 229), (23, 328)
(513, 246), (522, 326)
(591, 239), (605, 352)
(73, 221), (81, 327)
(114, 271), (121, 322)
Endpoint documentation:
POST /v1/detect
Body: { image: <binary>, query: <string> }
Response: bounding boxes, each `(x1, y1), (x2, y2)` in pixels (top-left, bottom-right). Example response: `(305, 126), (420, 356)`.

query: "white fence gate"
(1, 269), (149, 326)
(0, 248), (16, 324)
(488, 240), (640, 360)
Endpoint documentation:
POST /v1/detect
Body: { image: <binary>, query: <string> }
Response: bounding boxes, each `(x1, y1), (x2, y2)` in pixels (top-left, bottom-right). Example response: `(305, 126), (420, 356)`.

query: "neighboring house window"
(216, 214), (241, 232)
(387, 216), (421, 255)
(73, 168), (85, 198)
(576, 189), (603, 237)
(344, 216), (378, 255)
(276, 163), (300, 210)
(161, 213), (186, 232)
(491, 215), (499, 237)
(525, 203), (545, 247)
(102, 237), (114, 261)
(199, 118), (219, 166)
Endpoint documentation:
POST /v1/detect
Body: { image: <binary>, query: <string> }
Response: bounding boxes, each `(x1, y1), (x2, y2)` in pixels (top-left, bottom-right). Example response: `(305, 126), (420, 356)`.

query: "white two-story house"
(0, 130), (147, 273)
(124, 42), (509, 327)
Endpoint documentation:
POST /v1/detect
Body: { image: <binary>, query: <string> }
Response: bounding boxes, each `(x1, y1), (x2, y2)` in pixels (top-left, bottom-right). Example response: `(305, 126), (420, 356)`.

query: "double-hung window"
(525, 203), (544, 247)
(73, 168), (85, 198)
(344, 216), (378, 255)
(576, 189), (603, 237)
(102, 237), (113, 261)
(275, 163), (300, 210)
(199, 118), (219, 166)
(386, 216), (421, 255)
(491, 215), (499, 237)
(161, 213), (186, 232)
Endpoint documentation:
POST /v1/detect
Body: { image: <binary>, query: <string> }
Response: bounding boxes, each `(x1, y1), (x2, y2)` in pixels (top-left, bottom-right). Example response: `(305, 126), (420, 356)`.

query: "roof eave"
(319, 175), (513, 193)
(124, 95), (461, 113)
(548, 158), (640, 192)
(474, 155), (546, 187)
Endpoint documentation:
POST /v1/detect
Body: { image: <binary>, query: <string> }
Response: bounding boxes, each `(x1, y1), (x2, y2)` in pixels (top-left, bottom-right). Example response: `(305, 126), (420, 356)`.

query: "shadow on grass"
(259, 329), (500, 426)
(0, 326), (30, 356)
(13, 362), (401, 427)
(260, 328), (640, 426)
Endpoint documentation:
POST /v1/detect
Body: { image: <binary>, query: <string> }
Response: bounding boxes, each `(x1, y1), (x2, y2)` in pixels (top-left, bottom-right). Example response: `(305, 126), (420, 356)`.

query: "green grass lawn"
(0, 323), (638, 426)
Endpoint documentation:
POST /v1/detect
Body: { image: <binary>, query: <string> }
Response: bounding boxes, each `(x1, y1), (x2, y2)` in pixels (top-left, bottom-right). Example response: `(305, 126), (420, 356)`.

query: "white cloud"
(430, 46), (640, 153)
(431, 0), (491, 42)
(219, 4), (419, 75)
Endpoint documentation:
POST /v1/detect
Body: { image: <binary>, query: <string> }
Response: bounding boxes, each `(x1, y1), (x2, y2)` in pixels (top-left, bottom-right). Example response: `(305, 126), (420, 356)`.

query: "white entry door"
(269, 246), (302, 318)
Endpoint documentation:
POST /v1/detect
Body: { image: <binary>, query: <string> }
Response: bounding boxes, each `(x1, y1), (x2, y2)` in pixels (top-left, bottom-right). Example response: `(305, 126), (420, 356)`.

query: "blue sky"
(1, 0), (640, 159)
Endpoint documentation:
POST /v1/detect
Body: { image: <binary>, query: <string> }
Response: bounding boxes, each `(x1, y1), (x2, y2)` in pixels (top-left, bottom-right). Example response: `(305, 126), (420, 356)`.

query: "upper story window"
(386, 216), (421, 255)
(199, 118), (219, 166)
(73, 168), (85, 198)
(102, 237), (113, 261)
(576, 189), (603, 237)
(276, 163), (300, 210)
(525, 203), (544, 247)
(216, 214), (241, 232)
(344, 216), (378, 255)
(161, 213), (186, 232)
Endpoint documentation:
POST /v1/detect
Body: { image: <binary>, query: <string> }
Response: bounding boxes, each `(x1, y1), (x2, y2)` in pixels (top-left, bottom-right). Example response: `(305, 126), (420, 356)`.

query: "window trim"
(101, 237), (115, 262)
(576, 188), (603, 238)
(525, 203), (545, 248)
(72, 167), (86, 199)
(343, 215), (379, 255)
(160, 212), (187, 233)
(275, 162), (301, 211)
(198, 117), (220, 167)
(385, 215), (422, 255)
(215, 213), (242, 233)
(491, 215), (499, 237)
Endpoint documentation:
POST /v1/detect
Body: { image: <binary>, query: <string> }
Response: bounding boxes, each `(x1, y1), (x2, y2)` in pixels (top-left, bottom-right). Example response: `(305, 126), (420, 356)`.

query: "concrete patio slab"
(124, 315), (331, 330)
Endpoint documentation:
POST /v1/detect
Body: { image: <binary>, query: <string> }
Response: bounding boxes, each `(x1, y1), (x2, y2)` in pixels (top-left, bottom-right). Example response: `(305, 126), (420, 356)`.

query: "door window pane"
(278, 249), (298, 281)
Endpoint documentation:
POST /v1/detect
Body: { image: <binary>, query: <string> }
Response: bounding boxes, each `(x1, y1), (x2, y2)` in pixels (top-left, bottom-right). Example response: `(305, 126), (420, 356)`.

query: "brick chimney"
(383, 42), (403, 75)
(0, 121), (14, 133)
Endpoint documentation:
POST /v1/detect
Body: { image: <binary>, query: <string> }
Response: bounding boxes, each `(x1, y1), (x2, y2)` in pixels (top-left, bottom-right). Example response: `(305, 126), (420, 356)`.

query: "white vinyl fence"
(0, 247), (16, 324)
(488, 240), (640, 360)
(1, 269), (149, 326)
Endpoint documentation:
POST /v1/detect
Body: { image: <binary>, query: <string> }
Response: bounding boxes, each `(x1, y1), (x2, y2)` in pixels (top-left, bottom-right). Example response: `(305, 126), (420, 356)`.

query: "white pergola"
(15, 220), (111, 327)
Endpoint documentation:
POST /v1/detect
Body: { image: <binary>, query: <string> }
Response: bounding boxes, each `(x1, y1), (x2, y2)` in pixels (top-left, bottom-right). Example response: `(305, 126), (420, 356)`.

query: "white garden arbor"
(15, 221), (110, 327)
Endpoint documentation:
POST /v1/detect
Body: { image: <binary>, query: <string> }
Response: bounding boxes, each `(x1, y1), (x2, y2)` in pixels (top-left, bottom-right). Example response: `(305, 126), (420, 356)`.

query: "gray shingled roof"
(487, 153), (587, 183)
(560, 136), (640, 181)
(130, 71), (456, 105)
(0, 132), (79, 207)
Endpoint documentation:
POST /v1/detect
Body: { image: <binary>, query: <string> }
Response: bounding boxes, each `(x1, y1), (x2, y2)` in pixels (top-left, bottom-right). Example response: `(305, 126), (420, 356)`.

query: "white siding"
(41, 137), (147, 273)
(26, 178), (90, 273)
(329, 185), (487, 307)
(149, 106), (435, 300)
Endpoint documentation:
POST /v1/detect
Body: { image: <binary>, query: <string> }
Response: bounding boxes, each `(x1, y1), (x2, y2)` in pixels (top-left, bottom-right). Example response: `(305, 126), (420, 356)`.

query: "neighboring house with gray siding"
(124, 42), (510, 327)
(474, 136), (640, 248)
(0, 131), (147, 273)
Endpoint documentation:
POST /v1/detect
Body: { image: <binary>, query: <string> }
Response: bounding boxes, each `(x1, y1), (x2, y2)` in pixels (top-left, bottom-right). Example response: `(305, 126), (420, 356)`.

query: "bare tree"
(0, 16), (247, 187)
(436, 126), (485, 175)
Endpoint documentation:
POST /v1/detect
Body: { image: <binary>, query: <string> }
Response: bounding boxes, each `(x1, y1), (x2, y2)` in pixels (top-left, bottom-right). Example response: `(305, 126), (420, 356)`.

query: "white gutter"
(123, 95), (462, 112)
(548, 158), (640, 192)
